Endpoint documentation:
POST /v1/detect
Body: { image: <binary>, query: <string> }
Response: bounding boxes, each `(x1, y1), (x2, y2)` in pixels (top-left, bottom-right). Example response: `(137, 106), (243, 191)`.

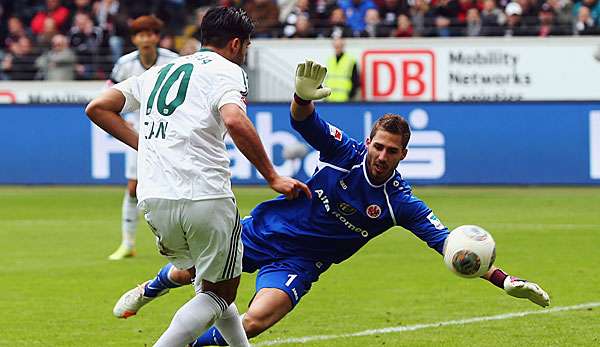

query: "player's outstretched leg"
(109, 180), (139, 260)
(192, 288), (293, 346)
(113, 263), (188, 318)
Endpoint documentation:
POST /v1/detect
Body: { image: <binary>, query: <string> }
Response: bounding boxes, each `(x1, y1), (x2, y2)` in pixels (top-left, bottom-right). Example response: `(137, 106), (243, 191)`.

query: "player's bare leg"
(242, 288), (293, 338)
(109, 179), (139, 260)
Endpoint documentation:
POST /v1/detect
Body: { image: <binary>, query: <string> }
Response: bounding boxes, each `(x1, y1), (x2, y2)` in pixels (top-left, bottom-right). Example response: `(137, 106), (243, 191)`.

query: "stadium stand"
(0, 0), (596, 80)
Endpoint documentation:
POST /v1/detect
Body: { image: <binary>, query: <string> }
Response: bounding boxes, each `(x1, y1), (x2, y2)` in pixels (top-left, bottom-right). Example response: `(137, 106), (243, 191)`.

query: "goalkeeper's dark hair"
(369, 114), (411, 149)
(200, 7), (254, 48)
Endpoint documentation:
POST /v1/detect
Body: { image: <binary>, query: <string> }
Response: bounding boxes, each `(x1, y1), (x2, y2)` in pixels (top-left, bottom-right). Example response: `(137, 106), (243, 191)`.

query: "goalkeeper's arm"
(483, 266), (550, 307)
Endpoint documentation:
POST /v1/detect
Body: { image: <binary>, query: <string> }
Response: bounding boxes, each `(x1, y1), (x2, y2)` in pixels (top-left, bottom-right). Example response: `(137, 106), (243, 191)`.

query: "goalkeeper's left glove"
(504, 276), (550, 307)
(294, 60), (331, 101)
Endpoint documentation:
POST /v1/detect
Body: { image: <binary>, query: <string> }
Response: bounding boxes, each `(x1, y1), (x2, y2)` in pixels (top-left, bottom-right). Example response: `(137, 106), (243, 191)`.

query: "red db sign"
(362, 50), (436, 101)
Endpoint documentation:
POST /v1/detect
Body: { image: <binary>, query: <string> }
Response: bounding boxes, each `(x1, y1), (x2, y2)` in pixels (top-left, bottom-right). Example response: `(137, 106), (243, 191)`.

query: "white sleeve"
(212, 66), (248, 113)
(112, 76), (141, 114)
(217, 90), (247, 113)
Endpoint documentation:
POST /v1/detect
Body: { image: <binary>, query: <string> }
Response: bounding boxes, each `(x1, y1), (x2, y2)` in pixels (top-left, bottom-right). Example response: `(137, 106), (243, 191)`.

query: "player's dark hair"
(200, 7), (254, 48)
(130, 15), (164, 35)
(369, 114), (411, 149)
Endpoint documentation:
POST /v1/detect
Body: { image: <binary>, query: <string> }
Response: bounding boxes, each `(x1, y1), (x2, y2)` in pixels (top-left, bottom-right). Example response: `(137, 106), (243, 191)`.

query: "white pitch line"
(253, 302), (600, 346)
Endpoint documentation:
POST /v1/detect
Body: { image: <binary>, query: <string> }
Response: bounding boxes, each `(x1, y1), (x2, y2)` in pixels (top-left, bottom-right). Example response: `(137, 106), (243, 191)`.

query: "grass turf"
(0, 186), (598, 346)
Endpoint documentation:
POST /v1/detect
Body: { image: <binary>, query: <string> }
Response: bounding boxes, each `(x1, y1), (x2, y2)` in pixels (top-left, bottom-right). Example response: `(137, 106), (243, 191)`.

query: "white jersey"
(113, 50), (249, 203)
(110, 48), (179, 84)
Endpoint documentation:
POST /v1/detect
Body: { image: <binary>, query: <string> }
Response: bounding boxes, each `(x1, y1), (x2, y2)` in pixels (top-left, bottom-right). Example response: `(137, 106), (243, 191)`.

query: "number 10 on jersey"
(146, 63), (193, 116)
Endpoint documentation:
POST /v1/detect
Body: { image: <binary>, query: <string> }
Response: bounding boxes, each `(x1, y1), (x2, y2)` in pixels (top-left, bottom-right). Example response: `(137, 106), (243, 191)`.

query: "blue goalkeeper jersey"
(242, 110), (449, 266)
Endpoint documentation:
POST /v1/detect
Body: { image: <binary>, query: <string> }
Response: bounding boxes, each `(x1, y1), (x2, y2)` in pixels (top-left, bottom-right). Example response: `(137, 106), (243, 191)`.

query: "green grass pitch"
(1, 186), (599, 346)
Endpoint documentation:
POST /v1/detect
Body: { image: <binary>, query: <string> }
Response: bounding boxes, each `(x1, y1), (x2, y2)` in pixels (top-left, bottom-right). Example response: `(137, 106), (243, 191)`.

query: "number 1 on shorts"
(285, 274), (298, 287)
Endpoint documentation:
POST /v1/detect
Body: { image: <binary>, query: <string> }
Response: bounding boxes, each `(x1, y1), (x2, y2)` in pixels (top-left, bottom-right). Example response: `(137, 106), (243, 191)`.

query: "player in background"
(86, 7), (311, 347)
(111, 61), (550, 346)
(107, 15), (179, 261)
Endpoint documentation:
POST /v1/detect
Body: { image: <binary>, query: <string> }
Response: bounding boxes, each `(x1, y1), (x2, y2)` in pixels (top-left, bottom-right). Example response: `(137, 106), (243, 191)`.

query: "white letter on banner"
(398, 109), (445, 179)
(91, 123), (128, 179)
(590, 111), (600, 179)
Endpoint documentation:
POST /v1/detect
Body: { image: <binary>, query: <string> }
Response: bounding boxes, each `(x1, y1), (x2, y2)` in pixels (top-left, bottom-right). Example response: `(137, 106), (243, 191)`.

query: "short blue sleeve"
(395, 195), (449, 255)
(291, 110), (364, 168)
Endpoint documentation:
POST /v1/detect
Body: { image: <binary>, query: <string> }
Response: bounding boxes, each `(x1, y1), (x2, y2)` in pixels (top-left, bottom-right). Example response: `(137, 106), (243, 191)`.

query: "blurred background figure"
(502, 2), (530, 36)
(35, 34), (76, 80)
(69, 12), (103, 79)
(391, 13), (414, 37)
(339, 0), (377, 35)
(1, 35), (38, 80)
(31, 0), (70, 35)
(324, 37), (360, 102)
(360, 8), (388, 37)
(244, 0), (281, 38)
(283, 0), (311, 38)
(574, 5), (598, 35)
(293, 13), (317, 38)
(320, 7), (353, 38)
(464, 7), (482, 36)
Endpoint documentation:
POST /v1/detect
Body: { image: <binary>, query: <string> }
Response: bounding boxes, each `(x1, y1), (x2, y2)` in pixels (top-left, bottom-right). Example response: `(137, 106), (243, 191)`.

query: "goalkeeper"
(113, 61), (550, 346)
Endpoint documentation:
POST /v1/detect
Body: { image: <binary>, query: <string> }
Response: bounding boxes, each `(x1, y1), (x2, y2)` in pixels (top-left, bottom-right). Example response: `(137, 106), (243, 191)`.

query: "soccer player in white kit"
(86, 7), (311, 347)
(107, 15), (179, 260)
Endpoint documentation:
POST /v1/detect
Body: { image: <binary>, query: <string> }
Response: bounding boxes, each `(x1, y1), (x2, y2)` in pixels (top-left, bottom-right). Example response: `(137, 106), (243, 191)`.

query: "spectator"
(160, 34), (176, 52)
(338, 0), (377, 32)
(158, 0), (187, 35)
(360, 8), (389, 36)
(324, 37), (360, 102)
(283, 0), (311, 38)
(572, 0), (600, 24)
(35, 34), (76, 80)
(244, 0), (281, 38)
(574, 5), (598, 35)
(535, 2), (569, 36)
(293, 13), (317, 37)
(464, 7), (482, 35)
(36, 17), (59, 52)
(410, 0), (432, 36)
(320, 7), (354, 37)
(182, 6), (209, 43)
(501, 2), (531, 36)
(31, 0), (70, 35)
(427, 0), (460, 37)
(457, 0), (477, 25)
(70, 0), (94, 15)
(480, 0), (505, 36)
(94, 0), (128, 63)
(1, 36), (38, 80)
(311, 0), (339, 29)
(4, 16), (31, 50)
(179, 37), (199, 56)
(378, 0), (410, 32)
(69, 12), (103, 79)
(546, 0), (572, 29)
(391, 13), (414, 36)
(516, 0), (538, 26)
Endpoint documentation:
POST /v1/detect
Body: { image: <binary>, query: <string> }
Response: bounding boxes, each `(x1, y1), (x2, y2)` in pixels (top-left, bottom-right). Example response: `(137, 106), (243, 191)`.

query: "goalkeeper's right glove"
(504, 276), (550, 307)
(294, 60), (332, 101)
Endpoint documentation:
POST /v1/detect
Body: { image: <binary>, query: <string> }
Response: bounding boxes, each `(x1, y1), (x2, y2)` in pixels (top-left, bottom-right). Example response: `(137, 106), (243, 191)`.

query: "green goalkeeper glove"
(504, 276), (550, 307)
(295, 60), (332, 101)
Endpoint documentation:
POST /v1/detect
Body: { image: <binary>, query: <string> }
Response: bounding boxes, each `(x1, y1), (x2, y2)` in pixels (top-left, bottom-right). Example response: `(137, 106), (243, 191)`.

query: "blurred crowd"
(0, 0), (598, 80)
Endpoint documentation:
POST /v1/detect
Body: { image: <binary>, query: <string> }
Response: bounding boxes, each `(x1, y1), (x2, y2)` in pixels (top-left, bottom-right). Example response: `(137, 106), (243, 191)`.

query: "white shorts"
(140, 198), (243, 285)
(124, 112), (139, 180)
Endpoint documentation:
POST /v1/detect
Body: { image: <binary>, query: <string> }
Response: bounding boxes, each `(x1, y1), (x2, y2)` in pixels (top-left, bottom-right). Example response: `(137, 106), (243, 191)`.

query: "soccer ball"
(443, 225), (496, 278)
(282, 142), (309, 160)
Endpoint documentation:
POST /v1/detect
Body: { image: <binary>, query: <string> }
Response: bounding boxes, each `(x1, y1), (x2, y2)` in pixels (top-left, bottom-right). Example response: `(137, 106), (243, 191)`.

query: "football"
(443, 225), (496, 278)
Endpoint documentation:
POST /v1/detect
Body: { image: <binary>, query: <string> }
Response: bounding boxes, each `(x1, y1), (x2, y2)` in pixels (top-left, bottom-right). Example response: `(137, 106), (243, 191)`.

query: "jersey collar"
(361, 153), (397, 188)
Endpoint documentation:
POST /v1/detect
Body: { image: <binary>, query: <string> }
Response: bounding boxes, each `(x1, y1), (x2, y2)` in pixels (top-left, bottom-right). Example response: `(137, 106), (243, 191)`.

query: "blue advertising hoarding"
(1, 102), (599, 185)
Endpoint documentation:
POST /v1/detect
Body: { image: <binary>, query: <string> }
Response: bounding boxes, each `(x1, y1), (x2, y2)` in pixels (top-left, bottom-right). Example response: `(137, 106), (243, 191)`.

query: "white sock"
(153, 291), (227, 347)
(215, 304), (250, 347)
(121, 192), (138, 248)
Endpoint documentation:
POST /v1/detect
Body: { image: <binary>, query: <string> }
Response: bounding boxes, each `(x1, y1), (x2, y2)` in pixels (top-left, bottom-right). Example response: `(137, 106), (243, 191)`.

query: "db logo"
(361, 50), (436, 101)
